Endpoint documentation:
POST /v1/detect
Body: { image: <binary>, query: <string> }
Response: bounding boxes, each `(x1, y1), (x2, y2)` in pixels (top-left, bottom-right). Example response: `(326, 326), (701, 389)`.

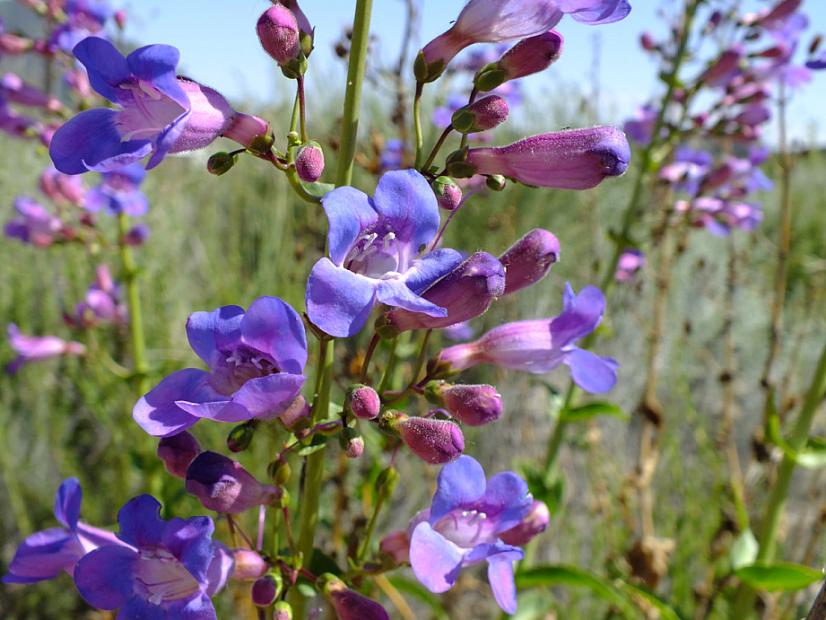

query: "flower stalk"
(116, 212), (149, 395)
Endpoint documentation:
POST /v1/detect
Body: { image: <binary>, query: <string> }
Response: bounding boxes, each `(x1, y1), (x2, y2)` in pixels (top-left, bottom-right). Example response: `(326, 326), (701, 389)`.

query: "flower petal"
(306, 258), (377, 338)
(161, 516), (215, 583)
(72, 37), (130, 103)
(2, 528), (83, 584)
(230, 373), (306, 420)
(373, 170), (440, 249)
(563, 347), (618, 393)
(487, 551), (522, 614)
(481, 472), (532, 533)
(117, 495), (165, 548)
(241, 296), (307, 374)
(321, 186), (378, 266)
(133, 368), (213, 437)
(409, 522), (464, 593)
(54, 478), (82, 530)
(549, 283), (605, 347)
(205, 542), (234, 596)
(186, 306), (245, 368)
(376, 279), (446, 317)
(126, 44), (189, 110)
(430, 455), (487, 521)
(174, 399), (251, 423)
(73, 544), (137, 610)
(563, 0), (631, 24)
(403, 249), (464, 294)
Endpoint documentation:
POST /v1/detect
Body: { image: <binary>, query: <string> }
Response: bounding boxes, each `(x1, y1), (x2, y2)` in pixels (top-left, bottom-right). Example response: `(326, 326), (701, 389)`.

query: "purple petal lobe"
(186, 305), (245, 368)
(487, 552), (520, 614)
(481, 472), (532, 532)
(563, 347), (618, 393)
(161, 515), (215, 583)
(117, 495), (166, 548)
(321, 186), (378, 266)
(72, 37), (130, 103)
(126, 44), (188, 109)
(73, 545), (136, 610)
(404, 249), (465, 294)
(376, 279), (447, 317)
(373, 169), (440, 248)
(133, 368), (213, 437)
(306, 258), (377, 337)
(241, 296), (307, 374)
(3, 528), (83, 583)
(54, 477), (82, 530)
(230, 373), (305, 419)
(550, 284), (605, 346)
(431, 455), (487, 521)
(409, 522), (464, 593)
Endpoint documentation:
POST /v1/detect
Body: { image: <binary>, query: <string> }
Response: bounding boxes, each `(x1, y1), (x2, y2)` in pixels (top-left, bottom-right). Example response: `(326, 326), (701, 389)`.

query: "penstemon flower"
(5, 324), (86, 374)
(83, 163), (149, 217)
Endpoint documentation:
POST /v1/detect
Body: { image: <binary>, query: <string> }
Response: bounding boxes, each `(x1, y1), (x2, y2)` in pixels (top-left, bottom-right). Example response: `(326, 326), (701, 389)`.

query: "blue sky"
(123, 0), (825, 146)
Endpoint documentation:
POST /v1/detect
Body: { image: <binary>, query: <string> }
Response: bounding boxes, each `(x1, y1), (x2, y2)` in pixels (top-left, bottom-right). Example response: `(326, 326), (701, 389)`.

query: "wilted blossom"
(615, 248), (645, 282)
(3, 478), (122, 584)
(73, 495), (233, 619)
(50, 37), (269, 174)
(438, 284), (618, 393)
(83, 163), (149, 216)
(66, 264), (127, 328)
(409, 455), (532, 613)
(185, 451), (281, 514)
(6, 323), (86, 374)
(4, 197), (65, 246)
(133, 296), (307, 437)
(306, 169), (463, 337)
(38, 166), (86, 206)
(461, 126), (630, 190)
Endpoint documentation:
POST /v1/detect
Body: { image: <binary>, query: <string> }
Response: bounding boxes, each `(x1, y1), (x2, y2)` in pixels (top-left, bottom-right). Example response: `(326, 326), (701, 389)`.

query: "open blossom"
(66, 265), (127, 328)
(83, 163), (149, 217)
(49, 37), (268, 174)
(438, 284), (618, 393)
(1, 73), (62, 111)
(409, 455), (532, 614)
(39, 166), (86, 206)
(306, 169), (463, 337)
(6, 324), (86, 374)
(4, 197), (65, 246)
(133, 296), (307, 437)
(73, 495), (233, 620)
(3, 478), (123, 584)
(49, 0), (112, 53)
(615, 248), (645, 282)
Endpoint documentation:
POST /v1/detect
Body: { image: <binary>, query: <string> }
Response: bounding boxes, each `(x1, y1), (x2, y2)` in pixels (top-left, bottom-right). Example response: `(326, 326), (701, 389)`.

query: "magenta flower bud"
(700, 47), (743, 87)
(2, 73), (62, 111)
(440, 384), (503, 426)
(496, 30), (564, 82)
(223, 113), (272, 151)
(171, 79), (235, 154)
(499, 228), (560, 295)
(432, 176), (463, 211)
(451, 95), (509, 133)
(343, 434), (364, 459)
(114, 9), (127, 29)
(755, 0), (802, 26)
(252, 574), (281, 607)
(383, 252), (505, 333)
(346, 384), (380, 420)
(280, 395), (310, 429)
(465, 126), (630, 190)
(257, 4), (300, 65)
(38, 166), (85, 206)
(295, 141), (325, 182)
(185, 451), (281, 514)
(640, 32), (657, 51)
(231, 549), (269, 581)
(274, 601), (294, 620)
(380, 530), (410, 564)
(320, 574), (391, 620)
(282, 0), (313, 38)
(156, 431), (202, 478)
(124, 224), (150, 246)
(499, 499), (550, 546)
(397, 416), (464, 464)
(615, 249), (645, 283)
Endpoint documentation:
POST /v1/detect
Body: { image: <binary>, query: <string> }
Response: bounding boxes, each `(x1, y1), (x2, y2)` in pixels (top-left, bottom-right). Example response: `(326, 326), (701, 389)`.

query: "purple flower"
(499, 499), (550, 546)
(133, 296), (307, 437)
(408, 455), (532, 613)
(659, 147), (713, 196)
(321, 574), (390, 620)
(83, 163), (149, 217)
(6, 324), (86, 374)
(462, 126), (630, 190)
(257, 4), (301, 65)
(806, 51), (826, 70)
(623, 104), (658, 145)
(0, 98), (40, 139)
(67, 264), (127, 328)
(379, 139), (404, 171)
(4, 197), (64, 247)
(185, 451), (281, 514)
(49, 37), (239, 174)
(157, 431), (202, 478)
(3, 478), (122, 584)
(73, 495), (233, 619)
(1, 72), (62, 111)
(491, 30), (564, 84)
(306, 170), (463, 337)
(499, 228), (560, 295)
(435, 382), (504, 426)
(437, 284), (618, 393)
(615, 248), (645, 282)
(39, 166), (86, 206)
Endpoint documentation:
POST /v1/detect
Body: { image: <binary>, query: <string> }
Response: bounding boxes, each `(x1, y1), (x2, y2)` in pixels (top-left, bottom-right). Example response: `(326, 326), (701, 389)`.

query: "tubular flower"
(133, 296), (307, 437)
(83, 163), (149, 216)
(3, 478), (123, 584)
(306, 169), (463, 337)
(38, 166), (86, 206)
(4, 197), (65, 247)
(438, 283), (618, 393)
(185, 451), (281, 514)
(6, 324), (85, 374)
(499, 228), (559, 295)
(409, 455), (532, 614)
(73, 495), (233, 619)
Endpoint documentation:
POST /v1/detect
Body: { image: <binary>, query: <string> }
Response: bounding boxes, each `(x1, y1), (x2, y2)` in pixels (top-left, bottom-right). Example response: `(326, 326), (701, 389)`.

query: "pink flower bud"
(640, 32), (657, 51)
(499, 499), (550, 545)
(615, 249), (645, 283)
(379, 530), (410, 564)
(440, 383), (503, 426)
(497, 30), (563, 81)
(432, 176), (462, 211)
(701, 47), (743, 87)
(114, 9), (127, 29)
(397, 416), (464, 464)
(499, 228), (560, 295)
(257, 4), (301, 65)
(38, 166), (85, 206)
(2, 73), (62, 111)
(346, 385), (380, 420)
(295, 141), (325, 182)
(252, 574), (281, 606)
(231, 549), (269, 581)
(464, 126), (630, 190)
(451, 95), (509, 133)
(0, 33), (33, 55)
(320, 574), (390, 620)
(171, 79), (235, 154)
(185, 451), (281, 513)
(280, 395), (310, 429)
(157, 431), (202, 478)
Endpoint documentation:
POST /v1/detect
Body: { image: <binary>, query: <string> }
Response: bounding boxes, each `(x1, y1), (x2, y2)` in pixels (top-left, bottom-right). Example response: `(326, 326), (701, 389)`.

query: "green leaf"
(302, 181), (335, 199)
(729, 529), (759, 570)
(766, 405), (826, 468)
(521, 466), (564, 515)
(387, 576), (449, 620)
(734, 562), (823, 591)
(516, 566), (635, 616)
(297, 435), (327, 456)
(618, 581), (684, 620)
(559, 401), (628, 423)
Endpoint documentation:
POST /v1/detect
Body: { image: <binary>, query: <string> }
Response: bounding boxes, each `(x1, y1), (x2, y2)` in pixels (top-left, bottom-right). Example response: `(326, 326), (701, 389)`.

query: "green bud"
(267, 459), (292, 486)
(248, 132), (275, 156)
(226, 420), (257, 452)
(474, 64), (508, 92)
(485, 174), (507, 191)
(273, 601), (293, 620)
(413, 50), (446, 83)
(207, 151), (238, 176)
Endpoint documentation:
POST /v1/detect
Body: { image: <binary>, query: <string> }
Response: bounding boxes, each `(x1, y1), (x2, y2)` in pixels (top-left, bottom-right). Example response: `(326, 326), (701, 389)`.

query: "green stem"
(335, 0), (374, 188)
(357, 490), (386, 563)
(296, 76), (308, 143)
(421, 126), (452, 172)
(543, 382), (577, 473)
(731, 341), (826, 618)
(459, 87), (478, 151)
(413, 82), (424, 168)
(117, 212), (149, 395)
(377, 337), (400, 395)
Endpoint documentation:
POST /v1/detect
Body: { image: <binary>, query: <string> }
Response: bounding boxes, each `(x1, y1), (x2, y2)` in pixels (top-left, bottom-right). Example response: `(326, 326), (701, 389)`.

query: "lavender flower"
(67, 265), (127, 328)
(133, 296), (307, 437)
(499, 499), (550, 545)
(4, 197), (64, 246)
(408, 455), (532, 613)
(83, 163), (148, 217)
(306, 170), (463, 337)
(38, 166), (86, 206)
(3, 478), (122, 584)
(615, 249), (645, 282)
(499, 228), (559, 295)
(438, 284), (618, 393)
(6, 324), (86, 374)
(73, 495), (233, 619)
(185, 451), (280, 514)
(623, 104), (658, 145)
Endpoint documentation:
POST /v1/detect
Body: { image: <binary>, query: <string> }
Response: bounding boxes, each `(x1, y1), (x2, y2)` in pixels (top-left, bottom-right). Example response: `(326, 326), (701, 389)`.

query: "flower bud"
(465, 126), (630, 190)
(295, 141), (325, 182)
(38, 166), (85, 206)
(432, 176), (462, 211)
(382, 252), (505, 333)
(499, 499), (550, 545)
(451, 95), (509, 133)
(345, 384), (380, 420)
(223, 113), (273, 153)
(274, 601), (294, 620)
(280, 395), (311, 429)
(267, 459), (292, 486)
(339, 427), (365, 459)
(499, 228), (560, 295)
(700, 47), (743, 87)
(257, 4), (300, 65)
(495, 30), (563, 83)
(485, 174), (507, 191)
(227, 420), (257, 452)
(319, 574), (390, 620)
(231, 549), (269, 581)
(252, 573), (282, 607)
(396, 415), (464, 464)
(207, 151), (239, 176)
(379, 530), (410, 564)
(640, 32), (657, 51)
(185, 451), (281, 513)
(440, 383), (504, 426)
(615, 249), (645, 283)
(123, 224), (150, 246)
(157, 431), (202, 478)
(114, 9), (127, 29)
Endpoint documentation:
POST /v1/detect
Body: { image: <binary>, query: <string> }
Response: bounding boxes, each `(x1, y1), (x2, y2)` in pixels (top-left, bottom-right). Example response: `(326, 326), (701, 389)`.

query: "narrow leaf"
(735, 562), (823, 591)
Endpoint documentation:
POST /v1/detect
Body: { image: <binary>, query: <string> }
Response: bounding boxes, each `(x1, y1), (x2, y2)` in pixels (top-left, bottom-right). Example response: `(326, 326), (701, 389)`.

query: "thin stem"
(459, 87), (478, 151)
(360, 333), (381, 384)
(377, 336), (400, 395)
(296, 76), (308, 143)
(357, 488), (386, 562)
(413, 81), (424, 168)
(806, 581), (826, 620)
(409, 329), (432, 387)
(543, 382), (577, 473)
(117, 212), (149, 395)
(421, 125), (453, 172)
